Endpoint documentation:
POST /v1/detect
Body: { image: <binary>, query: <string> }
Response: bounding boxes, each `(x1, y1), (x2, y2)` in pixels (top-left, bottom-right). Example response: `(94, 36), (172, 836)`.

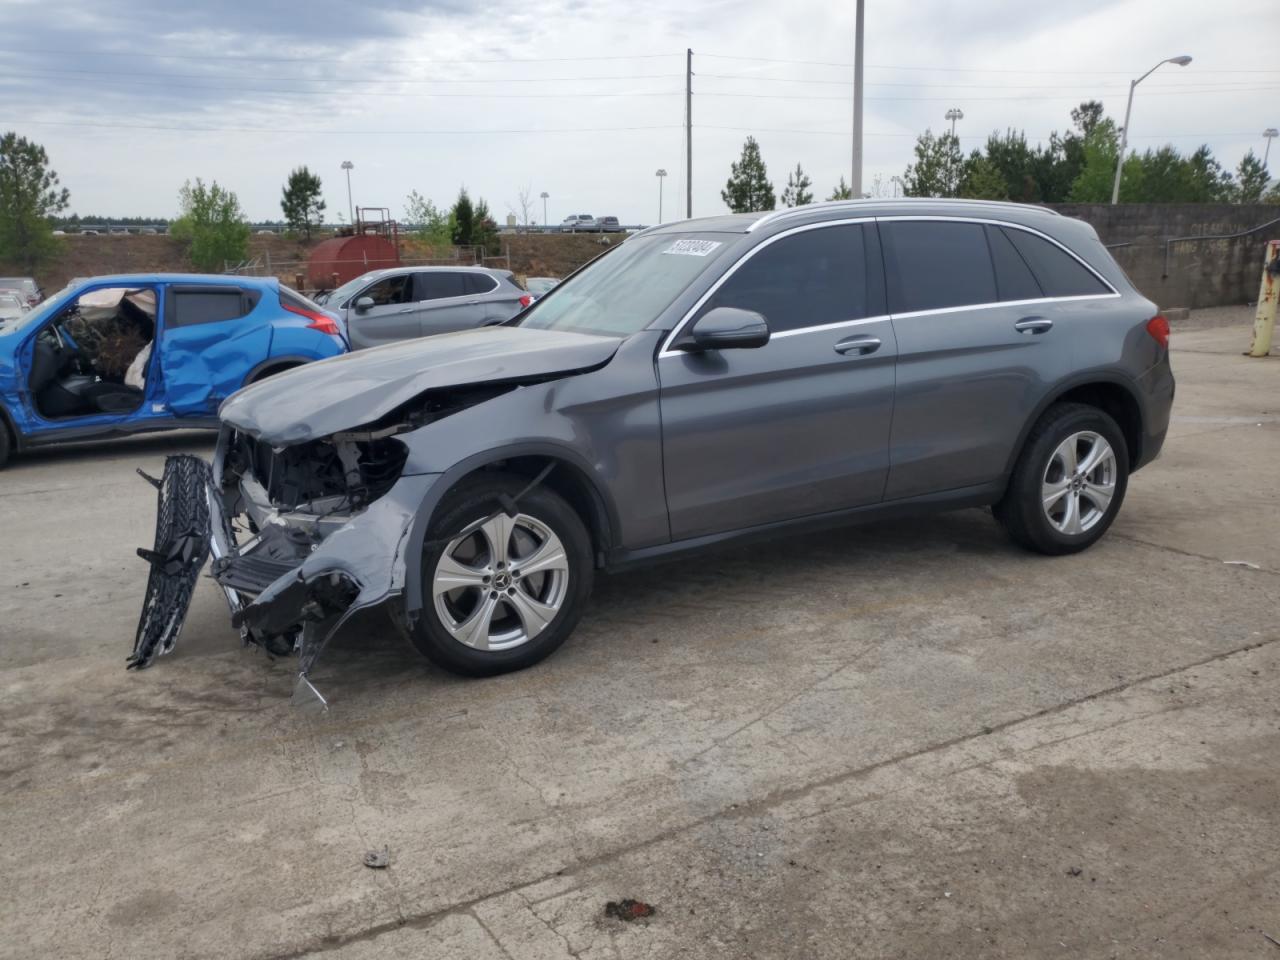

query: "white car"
(0, 291), (28, 324)
(559, 214), (598, 233)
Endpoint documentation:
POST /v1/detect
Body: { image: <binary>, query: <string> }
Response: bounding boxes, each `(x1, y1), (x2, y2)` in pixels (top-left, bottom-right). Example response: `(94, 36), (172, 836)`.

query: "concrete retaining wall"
(1050, 203), (1279, 310)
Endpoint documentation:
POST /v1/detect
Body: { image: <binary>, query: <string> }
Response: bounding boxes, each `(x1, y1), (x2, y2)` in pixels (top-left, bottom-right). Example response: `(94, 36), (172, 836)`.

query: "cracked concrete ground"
(2, 307), (1277, 959)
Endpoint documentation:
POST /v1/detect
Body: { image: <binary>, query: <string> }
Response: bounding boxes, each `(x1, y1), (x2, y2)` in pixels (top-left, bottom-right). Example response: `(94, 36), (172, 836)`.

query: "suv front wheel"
(409, 473), (594, 676)
(995, 402), (1130, 555)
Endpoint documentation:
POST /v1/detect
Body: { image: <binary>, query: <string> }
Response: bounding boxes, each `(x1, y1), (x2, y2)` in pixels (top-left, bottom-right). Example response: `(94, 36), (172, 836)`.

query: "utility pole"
(1264, 128), (1278, 170)
(686, 48), (693, 218)
(656, 169), (667, 223)
(851, 0), (864, 198)
(341, 160), (354, 225)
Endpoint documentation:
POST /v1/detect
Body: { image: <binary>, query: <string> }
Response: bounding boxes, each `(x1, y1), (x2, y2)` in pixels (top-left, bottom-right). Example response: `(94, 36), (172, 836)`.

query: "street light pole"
(340, 160), (354, 224)
(540, 191), (549, 228)
(851, 0), (865, 197)
(1264, 128), (1279, 170)
(945, 107), (964, 138)
(655, 169), (667, 223)
(1111, 55), (1192, 204)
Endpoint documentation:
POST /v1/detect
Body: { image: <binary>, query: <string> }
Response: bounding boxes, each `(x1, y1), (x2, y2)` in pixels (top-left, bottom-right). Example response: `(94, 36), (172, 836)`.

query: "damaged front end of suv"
(130, 327), (625, 705)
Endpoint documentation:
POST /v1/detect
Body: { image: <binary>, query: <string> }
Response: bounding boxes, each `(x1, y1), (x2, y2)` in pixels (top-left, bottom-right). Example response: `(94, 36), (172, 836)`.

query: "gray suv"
(317, 266), (530, 349)
(139, 200), (1174, 695)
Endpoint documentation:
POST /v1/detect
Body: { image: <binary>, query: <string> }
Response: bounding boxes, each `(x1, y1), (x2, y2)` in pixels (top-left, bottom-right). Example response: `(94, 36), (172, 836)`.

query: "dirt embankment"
(7, 232), (623, 295)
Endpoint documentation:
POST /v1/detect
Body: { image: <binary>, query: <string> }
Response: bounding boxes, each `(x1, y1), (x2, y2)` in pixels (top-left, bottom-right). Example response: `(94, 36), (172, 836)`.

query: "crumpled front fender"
(235, 472), (440, 634)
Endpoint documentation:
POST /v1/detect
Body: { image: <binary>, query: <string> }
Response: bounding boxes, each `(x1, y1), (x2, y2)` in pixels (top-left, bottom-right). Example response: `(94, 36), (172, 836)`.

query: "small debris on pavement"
(1067, 867), (1083, 877)
(605, 899), (655, 922)
(1224, 560), (1261, 570)
(363, 847), (391, 869)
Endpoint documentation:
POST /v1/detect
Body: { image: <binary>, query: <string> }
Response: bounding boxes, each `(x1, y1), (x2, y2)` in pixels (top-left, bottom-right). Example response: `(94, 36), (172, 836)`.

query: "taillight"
(1145, 314), (1170, 349)
(519, 294), (533, 308)
(284, 301), (342, 337)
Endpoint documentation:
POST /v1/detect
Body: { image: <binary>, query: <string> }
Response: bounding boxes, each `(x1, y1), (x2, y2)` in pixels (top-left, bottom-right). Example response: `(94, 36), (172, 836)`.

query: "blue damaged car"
(0, 273), (347, 468)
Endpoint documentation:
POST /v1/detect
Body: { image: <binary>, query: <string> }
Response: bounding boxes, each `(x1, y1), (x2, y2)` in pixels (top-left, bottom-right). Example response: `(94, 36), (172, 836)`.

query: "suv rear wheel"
(995, 402), (1129, 555)
(409, 473), (594, 676)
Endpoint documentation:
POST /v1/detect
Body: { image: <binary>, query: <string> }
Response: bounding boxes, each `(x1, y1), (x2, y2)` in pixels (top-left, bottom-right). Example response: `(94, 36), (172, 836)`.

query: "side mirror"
(677, 306), (770, 352)
(354, 296), (375, 313)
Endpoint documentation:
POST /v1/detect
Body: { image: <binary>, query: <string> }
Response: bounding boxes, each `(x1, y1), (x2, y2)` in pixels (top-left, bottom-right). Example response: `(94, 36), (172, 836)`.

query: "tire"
(409, 472), (594, 677)
(249, 362), (301, 385)
(0, 420), (11, 470)
(994, 402), (1129, 556)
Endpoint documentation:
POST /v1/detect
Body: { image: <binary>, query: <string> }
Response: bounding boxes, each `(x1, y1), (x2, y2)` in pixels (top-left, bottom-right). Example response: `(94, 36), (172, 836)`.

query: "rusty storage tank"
(306, 233), (399, 292)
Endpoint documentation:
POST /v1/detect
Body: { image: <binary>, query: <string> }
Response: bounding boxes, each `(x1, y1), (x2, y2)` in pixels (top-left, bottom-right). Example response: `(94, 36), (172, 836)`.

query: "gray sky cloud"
(0, 0), (1275, 223)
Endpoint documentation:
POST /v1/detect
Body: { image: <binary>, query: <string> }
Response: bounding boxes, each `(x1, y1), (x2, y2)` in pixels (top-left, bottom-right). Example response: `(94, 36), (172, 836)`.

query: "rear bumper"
(1134, 356), (1175, 470)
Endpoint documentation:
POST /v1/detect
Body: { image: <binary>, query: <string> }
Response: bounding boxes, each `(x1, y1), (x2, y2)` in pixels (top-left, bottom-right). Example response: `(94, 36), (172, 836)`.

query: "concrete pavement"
(1, 308), (1277, 959)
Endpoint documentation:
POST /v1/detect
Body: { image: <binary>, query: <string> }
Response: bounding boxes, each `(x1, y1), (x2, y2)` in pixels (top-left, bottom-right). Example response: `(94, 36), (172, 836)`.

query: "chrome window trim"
(658, 214), (1118, 359)
(657, 217), (873, 358)
(770, 314), (890, 340)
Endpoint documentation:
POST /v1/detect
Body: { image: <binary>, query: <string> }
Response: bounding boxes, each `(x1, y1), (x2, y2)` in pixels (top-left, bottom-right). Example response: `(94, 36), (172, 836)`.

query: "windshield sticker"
(662, 239), (722, 257)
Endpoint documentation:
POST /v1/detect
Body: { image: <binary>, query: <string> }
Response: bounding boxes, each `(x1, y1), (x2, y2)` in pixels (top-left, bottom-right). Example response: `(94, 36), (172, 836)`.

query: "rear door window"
(1001, 227), (1111, 297)
(169, 287), (258, 327)
(881, 220), (997, 314)
(697, 223), (877, 334)
(414, 272), (467, 301)
(463, 273), (498, 295)
(985, 225), (1043, 302)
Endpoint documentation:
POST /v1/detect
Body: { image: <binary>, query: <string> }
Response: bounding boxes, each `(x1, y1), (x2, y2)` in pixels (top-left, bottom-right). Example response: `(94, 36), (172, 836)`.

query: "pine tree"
(901, 130), (963, 197)
(958, 155), (1009, 200)
(827, 176), (853, 201)
(280, 166), (325, 240)
(780, 163), (814, 207)
(721, 137), (775, 213)
(451, 188), (476, 245)
(1233, 150), (1269, 203)
(0, 131), (70, 271)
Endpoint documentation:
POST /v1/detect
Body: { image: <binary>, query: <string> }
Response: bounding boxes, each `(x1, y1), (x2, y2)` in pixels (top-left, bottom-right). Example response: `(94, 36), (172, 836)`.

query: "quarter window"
(413, 272), (467, 301)
(881, 221), (996, 314)
(464, 273), (498, 295)
(1001, 227), (1111, 297)
(985, 225), (1043, 302)
(697, 224), (873, 334)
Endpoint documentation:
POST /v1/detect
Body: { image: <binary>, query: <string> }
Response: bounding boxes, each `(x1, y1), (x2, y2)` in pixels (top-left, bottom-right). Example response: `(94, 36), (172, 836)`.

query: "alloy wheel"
(432, 512), (570, 651)
(1041, 430), (1117, 536)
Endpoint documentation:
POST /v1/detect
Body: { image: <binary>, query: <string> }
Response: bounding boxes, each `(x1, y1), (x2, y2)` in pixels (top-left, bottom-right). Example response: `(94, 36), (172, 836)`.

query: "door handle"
(1014, 317), (1053, 334)
(396, 306), (415, 314)
(465, 300), (481, 305)
(834, 335), (882, 356)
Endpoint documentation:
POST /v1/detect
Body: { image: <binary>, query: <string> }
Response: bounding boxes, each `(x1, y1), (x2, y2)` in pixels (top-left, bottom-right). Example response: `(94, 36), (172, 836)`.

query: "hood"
(219, 325), (622, 446)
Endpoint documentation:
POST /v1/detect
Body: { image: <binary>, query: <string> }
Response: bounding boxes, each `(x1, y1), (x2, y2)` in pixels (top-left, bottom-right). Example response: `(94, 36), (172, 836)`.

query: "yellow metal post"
(1247, 239), (1279, 358)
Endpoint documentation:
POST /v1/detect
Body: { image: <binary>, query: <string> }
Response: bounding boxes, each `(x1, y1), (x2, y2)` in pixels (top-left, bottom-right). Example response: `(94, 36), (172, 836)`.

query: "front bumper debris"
(131, 440), (435, 706)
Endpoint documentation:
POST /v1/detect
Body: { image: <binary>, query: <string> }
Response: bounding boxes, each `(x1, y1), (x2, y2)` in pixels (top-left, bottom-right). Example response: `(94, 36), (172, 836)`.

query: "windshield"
(0, 284), (75, 335)
(517, 233), (734, 337)
(318, 271), (379, 307)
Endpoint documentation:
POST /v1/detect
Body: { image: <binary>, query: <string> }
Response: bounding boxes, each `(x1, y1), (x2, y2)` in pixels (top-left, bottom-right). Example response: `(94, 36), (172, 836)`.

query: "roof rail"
(745, 197), (1059, 233)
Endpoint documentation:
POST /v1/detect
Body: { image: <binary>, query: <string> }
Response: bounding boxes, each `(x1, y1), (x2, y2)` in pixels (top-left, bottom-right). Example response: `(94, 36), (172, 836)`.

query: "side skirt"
(604, 480), (1006, 572)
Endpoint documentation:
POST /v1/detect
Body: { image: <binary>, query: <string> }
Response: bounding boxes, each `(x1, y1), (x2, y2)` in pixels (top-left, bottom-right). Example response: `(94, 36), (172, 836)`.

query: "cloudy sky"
(1, 0), (1275, 225)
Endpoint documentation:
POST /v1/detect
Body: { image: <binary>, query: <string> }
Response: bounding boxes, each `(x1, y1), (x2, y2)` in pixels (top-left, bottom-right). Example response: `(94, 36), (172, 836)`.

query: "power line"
(6, 65), (685, 85)
(0, 72), (681, 99)
(5, 116), (1252, 140)
(11, 48), (681, 65)
(698, 73), (1280, 90)
(695, 88), (1280, 102)
(698, 52), (1280, 75)
(0, 117), (684, 135)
